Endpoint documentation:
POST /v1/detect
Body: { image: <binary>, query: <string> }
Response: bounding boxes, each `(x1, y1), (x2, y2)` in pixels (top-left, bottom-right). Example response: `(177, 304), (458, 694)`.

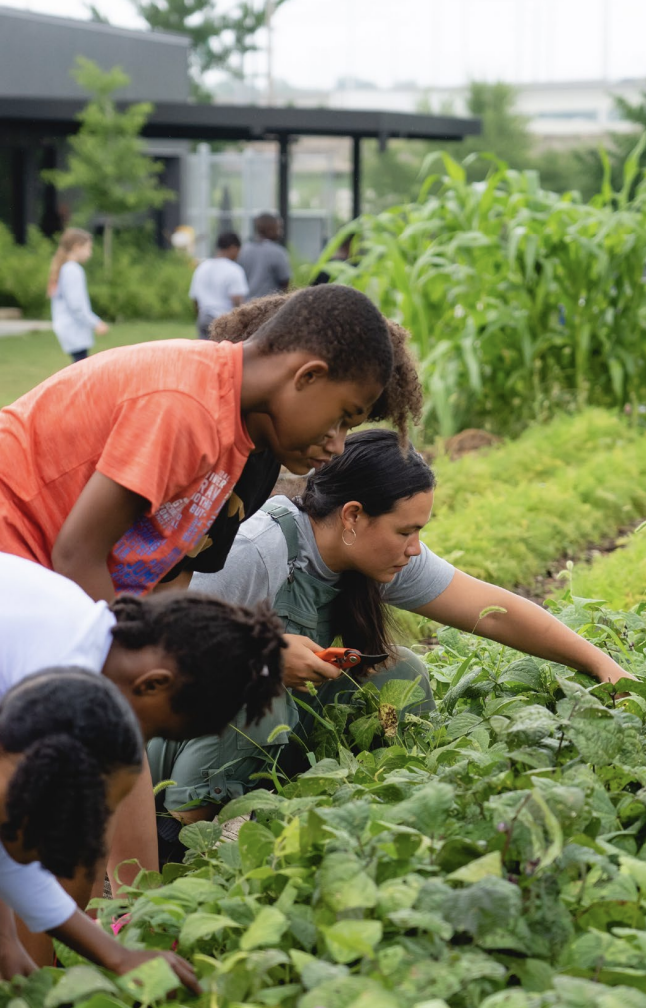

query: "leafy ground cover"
(551, 527), (646, 610)
(0, 224), (195, 323)
(0, 322), (193, 407)
(425, 410), (646, 589)
(7, 597), (646, 1008)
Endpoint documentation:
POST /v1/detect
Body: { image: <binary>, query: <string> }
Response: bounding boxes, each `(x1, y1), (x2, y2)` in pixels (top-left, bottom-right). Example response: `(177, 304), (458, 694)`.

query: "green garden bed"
(426, 410), (646, 590)
(8, 597), (646, 1008)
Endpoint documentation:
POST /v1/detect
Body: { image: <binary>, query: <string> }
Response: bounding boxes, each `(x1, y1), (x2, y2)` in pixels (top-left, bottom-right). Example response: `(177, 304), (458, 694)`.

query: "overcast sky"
(3, 0), (646, 90)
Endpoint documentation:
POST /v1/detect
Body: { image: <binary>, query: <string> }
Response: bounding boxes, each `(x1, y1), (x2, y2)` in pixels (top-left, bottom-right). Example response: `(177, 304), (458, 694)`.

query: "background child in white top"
(48, 228), (109, 363)
(189, 231), (249, 339)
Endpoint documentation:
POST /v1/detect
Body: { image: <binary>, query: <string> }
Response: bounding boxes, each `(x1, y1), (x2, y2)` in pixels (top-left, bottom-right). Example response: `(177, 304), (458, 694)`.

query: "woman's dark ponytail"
(0, 669), (143, 879)
(296, 429), (436, 659)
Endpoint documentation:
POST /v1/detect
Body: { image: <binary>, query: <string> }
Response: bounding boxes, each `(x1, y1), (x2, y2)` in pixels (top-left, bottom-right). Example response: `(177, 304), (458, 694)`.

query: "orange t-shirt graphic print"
(0, 339), (253, 594)
(109, 466), (236, 594)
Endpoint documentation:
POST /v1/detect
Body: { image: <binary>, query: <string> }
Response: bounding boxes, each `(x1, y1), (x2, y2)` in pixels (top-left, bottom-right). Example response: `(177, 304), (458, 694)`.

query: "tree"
(363, 82), (534, 212)
(130, 0), (289, 99)
(454, 81), (532, 173)
(43, 57), (174, 273)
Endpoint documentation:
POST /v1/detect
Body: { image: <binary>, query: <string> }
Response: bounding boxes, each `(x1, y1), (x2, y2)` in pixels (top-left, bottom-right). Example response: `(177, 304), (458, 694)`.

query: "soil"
(513, 519), (644, 605)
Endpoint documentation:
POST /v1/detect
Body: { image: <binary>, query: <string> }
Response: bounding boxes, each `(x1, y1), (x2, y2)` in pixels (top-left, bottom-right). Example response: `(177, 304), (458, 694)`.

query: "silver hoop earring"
(341, 528), (356, 547)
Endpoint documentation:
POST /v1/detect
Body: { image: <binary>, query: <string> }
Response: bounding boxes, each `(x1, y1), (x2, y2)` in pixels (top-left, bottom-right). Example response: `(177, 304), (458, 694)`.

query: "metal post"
(352, 135), (361, 219)
(278, 133), (290, 244)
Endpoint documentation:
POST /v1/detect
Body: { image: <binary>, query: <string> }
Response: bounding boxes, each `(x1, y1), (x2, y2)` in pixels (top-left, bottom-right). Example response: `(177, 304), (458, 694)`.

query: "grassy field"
(0, 321), (193, 407)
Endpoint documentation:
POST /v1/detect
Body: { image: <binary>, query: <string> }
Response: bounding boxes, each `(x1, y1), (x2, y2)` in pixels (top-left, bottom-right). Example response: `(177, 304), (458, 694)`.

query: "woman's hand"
(282, 634), (343, 692)
(95, 321), (110, 336)
(417, 570), (637, 687)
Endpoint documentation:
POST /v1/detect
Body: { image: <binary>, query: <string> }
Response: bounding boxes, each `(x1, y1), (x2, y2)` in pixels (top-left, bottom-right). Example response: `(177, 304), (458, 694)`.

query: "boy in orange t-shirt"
(0, 285), (393, 602)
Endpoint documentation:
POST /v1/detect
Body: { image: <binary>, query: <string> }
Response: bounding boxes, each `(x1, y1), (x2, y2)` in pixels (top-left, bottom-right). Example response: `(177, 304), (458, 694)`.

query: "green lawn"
(0, 321), (194, 407)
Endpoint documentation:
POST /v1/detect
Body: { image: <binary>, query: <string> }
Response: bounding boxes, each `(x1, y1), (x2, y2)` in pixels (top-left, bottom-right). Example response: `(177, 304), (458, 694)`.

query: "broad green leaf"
(239, 906), (288, 950)
(378, 678), (426, 711)
(179, 911), (241, 946)
(321, 920), (383, 963)
(317, 851), (378, 911)
(448, 850), (503, 882)
(237, 819), (275, 872)
(390, 781), (454, 835)
(289, 949), (349, 990)
(116, 958), (179, 1004)
(44, 969), (118, 1008)
(178, 820), (221, 851)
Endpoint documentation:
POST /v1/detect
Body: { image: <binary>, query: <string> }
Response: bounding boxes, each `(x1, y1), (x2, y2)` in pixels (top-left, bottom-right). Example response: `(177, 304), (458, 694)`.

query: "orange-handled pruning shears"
(315, 647), (389, 671)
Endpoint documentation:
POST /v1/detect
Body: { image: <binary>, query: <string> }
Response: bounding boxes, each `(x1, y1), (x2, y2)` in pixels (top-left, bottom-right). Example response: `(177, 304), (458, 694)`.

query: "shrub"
(0, 224), (194, 322)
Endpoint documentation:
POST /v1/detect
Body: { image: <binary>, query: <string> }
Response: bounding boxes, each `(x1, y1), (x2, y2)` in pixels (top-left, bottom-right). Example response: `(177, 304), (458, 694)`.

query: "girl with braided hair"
(0, 552), (285, 950)
(0, 669), (199, 991)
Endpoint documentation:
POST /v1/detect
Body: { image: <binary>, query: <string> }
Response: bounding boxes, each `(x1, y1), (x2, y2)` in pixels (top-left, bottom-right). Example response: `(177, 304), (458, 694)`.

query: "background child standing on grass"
(48, 228), (109, 364)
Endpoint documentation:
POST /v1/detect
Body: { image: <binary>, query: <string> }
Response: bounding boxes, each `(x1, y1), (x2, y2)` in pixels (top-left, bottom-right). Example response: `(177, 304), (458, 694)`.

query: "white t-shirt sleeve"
(0, 553), (115, 697)
(382, 543), (455, 611)
(189, 262), (204, 300)
(226, 264), (249, 299)
(0, 844), (76, 933)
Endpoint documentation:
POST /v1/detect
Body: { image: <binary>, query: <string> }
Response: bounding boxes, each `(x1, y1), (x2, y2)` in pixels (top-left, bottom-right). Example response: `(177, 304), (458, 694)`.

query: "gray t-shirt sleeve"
(190, 513), (289, 605)
(381, 543), (455, 611)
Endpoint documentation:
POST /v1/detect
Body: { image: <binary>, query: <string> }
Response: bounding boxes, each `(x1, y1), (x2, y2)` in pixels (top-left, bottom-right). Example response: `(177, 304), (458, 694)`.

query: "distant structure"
(0, 6), (479, 254)
(219, 76), (646, 149)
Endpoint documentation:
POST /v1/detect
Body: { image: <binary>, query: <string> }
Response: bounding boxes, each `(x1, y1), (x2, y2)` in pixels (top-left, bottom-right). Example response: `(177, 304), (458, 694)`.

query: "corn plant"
(317, 144), (646, 436)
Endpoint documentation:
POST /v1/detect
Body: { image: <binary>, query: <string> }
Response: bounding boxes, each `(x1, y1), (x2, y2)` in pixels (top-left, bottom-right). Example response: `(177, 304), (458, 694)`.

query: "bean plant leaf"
(389, 781), (454, 835)
(178, 820), (222, 851)
(116, 958), (179, 1004)
(321, 920), (383, 963)
(447, 850), (503, 882)
(377, 678), (426, 711)
(44, 968), (118, 1008)
(179, 911), (241, 946)
(239, 906), (288, 950)
(317, 851), (378, 911)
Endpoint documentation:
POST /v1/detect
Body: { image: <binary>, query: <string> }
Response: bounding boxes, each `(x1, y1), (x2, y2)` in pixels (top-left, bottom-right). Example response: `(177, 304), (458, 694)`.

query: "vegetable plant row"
(6, 597), (646, 1008)
(425, 410), (646, 590)
(318, 145), (646, 437)
(552, 525), (646, 611)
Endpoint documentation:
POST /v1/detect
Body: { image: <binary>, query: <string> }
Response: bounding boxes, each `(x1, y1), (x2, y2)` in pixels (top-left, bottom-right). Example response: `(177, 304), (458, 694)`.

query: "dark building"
(0, 5), (190, 242)
(0, 5), (480, 248)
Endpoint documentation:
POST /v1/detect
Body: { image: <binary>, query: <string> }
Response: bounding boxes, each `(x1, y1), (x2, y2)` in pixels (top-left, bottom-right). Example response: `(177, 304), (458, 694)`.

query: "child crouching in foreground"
(0, 669), (199, 992)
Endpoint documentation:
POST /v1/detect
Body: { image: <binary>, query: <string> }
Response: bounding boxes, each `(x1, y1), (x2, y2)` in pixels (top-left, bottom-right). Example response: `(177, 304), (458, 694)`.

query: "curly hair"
(110, 593), (285, 734)
(0, 669), (143, 879)
(209, 294), (422, 439)
(244, 285), (393, 386)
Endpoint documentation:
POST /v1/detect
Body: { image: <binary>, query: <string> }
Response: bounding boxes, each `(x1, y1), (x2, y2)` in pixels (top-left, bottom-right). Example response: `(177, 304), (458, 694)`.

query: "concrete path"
(0, 320), (51, 337)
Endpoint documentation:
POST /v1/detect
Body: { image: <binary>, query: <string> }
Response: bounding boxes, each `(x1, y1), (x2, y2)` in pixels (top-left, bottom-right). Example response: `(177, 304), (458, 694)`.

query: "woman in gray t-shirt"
(149, 430), (631, 856)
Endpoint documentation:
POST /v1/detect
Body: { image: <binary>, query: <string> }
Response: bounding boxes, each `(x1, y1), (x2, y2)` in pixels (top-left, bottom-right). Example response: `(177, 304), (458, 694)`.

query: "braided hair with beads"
(109, 593), (285, 735)
(0, 668), (143, 879)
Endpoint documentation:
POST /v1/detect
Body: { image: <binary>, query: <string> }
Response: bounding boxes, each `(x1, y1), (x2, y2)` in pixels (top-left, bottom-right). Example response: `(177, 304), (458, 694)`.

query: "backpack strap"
(260, 501), (300, 581)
